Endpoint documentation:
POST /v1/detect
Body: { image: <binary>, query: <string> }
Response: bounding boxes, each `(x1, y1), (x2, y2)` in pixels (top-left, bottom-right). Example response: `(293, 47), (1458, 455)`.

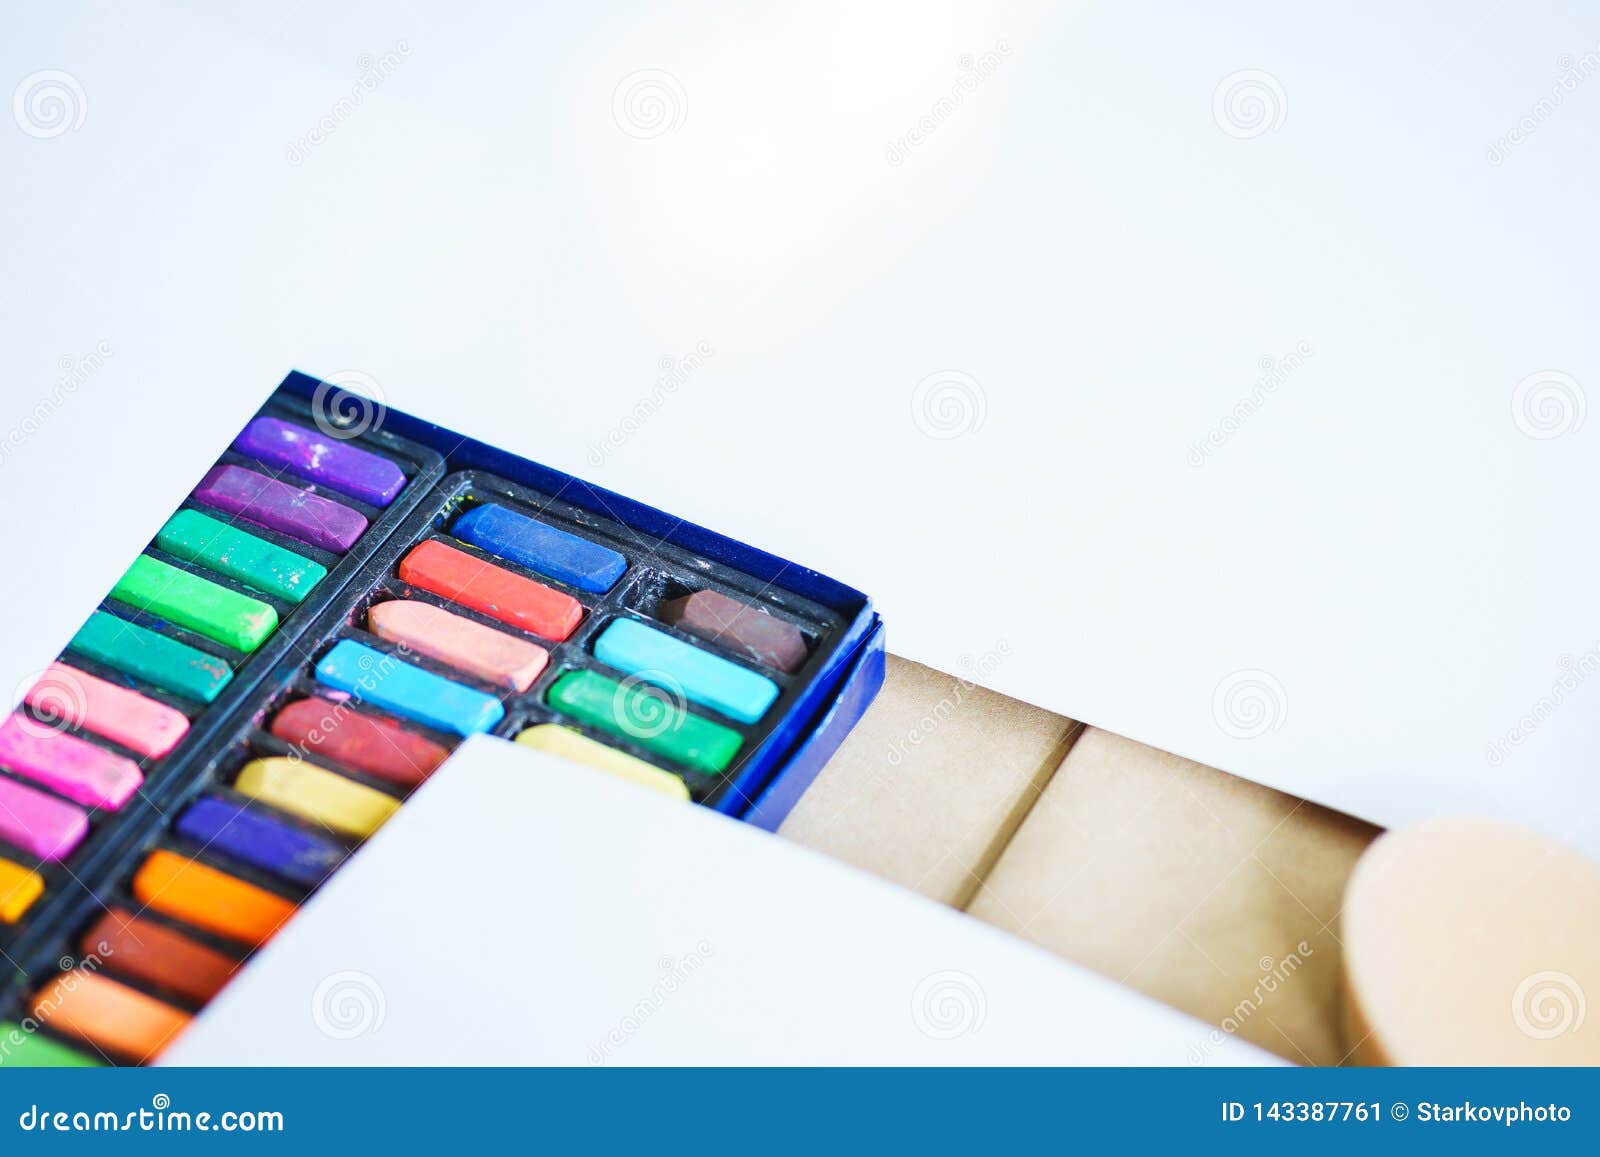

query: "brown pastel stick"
(270, 697), (449, 788)
(1341, 817), (1600, 1065)
(80, 909), (239, 1006)
(659, 590), (808, 673)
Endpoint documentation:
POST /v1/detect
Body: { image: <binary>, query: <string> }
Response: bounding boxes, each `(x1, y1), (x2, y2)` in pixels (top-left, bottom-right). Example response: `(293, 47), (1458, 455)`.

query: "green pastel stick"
(546, 669), (742, 776)
(0, 1023), (102, 1067)
(155, 509), (326, 604)
(111, 555), (278, 652)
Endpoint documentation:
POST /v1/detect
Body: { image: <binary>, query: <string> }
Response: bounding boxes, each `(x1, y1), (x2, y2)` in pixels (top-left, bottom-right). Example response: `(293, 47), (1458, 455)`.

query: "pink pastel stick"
(0, 777), (88, 862)
(25, 662), (189, 759)
(0, 714), (143, 810)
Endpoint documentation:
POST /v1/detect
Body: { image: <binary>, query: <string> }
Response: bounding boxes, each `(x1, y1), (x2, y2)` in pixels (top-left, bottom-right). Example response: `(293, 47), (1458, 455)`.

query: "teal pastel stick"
(315, 640), (504, 737)
(593, 619), (779, 725)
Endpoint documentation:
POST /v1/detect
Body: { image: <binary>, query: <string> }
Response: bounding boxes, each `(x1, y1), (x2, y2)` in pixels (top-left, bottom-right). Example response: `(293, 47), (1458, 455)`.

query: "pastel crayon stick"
(398, 539), (583, 641)
(192, 465), (368, 553)
(155, 509), (327, 604)
(79, 909), (239, 1006)
(516, 725), (689, 800)
(111, 556), (278, 652)
(453, 503), (626, 593)
(314, 639), (505, 737)
(132, 850), (295, 948)
(368, 599), (549, 691)
(546, 669), (742, 776)
(176, 796), (347, 886)
(29, 971), (189, 1063)
(232, 416), (406, 506)
(0, 858), (44, 923)
(233, 758), (399, 840)
(594, 618), (779, 724)
(0, 1022), (101, 1067)
(268, 698), (448, 787)
(23, 662), (189, 759)
(0, 778), (88, 862)
(659, 589), (809, 674)
(0, 714), (142, 810)
(68, 611), (233, 704)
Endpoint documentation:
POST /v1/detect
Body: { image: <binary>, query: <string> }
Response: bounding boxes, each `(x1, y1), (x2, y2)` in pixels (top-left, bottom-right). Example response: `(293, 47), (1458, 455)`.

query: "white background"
(4, 2), (1599, 848)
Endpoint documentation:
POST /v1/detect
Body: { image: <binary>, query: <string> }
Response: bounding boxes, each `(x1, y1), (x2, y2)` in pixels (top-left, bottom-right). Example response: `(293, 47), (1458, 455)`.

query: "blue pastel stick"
(594, 618), (780, 725)
(453, 504), (627, 594)
(315, 640), (505, 736)
(177, 796), (346, 888)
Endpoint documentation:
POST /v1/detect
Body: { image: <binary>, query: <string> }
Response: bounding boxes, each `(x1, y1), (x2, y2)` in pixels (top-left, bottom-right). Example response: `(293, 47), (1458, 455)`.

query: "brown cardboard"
(965, 728), (1379, 1065)
(779, 655), (1081, 908)
(782, 656), (1380, 1065)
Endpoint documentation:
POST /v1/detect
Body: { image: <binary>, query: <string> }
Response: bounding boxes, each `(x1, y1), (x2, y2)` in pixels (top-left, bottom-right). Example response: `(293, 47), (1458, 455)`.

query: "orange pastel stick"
(30, 970), (190, 1063)
(132, 849), (296, 948)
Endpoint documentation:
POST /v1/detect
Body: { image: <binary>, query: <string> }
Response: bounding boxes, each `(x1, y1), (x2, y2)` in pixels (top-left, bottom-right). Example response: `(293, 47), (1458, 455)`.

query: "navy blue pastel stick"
(176, 796), (347, 888)
(452, 503), (626, 593)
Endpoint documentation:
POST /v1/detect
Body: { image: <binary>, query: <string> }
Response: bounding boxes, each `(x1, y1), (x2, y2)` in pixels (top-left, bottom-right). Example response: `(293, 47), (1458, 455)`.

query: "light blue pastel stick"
(315, 640), (504, 736)
(594, 619), (780, 725)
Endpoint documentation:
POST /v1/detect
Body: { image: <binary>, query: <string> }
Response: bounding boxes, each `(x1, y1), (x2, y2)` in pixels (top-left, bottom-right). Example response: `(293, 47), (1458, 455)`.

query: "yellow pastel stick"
(516, 725), (689, 801)
(0, 858), (44, 923)
(234, 757), (399, 839)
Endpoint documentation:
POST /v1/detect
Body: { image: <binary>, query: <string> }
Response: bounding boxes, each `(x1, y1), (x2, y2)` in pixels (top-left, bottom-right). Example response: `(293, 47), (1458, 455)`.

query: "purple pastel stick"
(177, 797), (345, 888)
(192, 465), (369, 553)
(232, 417), (406, 506)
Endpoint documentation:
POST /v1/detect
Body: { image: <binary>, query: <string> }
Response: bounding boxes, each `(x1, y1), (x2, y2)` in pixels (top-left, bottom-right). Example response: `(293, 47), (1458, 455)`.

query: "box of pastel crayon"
(0, 372), (884, 1067)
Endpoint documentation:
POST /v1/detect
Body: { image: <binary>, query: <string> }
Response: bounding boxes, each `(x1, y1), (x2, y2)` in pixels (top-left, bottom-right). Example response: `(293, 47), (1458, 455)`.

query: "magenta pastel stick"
(0, 714), (143, 811)
(0, 777), (89, 862)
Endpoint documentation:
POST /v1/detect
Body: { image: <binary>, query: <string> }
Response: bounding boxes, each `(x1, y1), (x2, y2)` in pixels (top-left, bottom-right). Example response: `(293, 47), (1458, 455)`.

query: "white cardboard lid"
(163, 738), (1278, 1065)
